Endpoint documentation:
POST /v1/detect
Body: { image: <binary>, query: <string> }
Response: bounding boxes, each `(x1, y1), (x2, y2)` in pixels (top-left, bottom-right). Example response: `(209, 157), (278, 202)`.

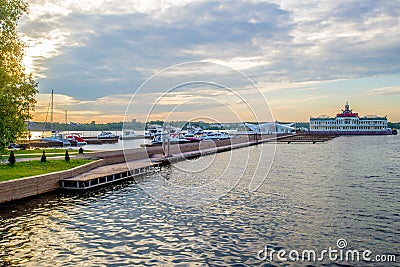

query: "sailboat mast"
(50, 89), (54, 131)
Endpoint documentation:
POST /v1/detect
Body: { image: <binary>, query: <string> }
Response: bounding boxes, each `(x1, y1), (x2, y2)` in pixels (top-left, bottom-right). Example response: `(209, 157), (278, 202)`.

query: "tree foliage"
(0, 0), (38, 153)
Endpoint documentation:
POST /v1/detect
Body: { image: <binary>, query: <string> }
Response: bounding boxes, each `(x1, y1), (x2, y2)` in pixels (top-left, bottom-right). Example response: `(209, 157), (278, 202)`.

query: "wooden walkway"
(61, 160), (160, 190)
(269, 133), (339, 143)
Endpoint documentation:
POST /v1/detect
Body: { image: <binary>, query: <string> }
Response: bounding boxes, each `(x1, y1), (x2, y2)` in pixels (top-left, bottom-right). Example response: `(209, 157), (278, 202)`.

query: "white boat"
(97, 131), (117, 139)
(41, 131), (71, 146)
(119, 130), (138, 140)
(152, 134), (190, 145)
(187, 124), (203, 135)
(201, 131), (231, 140)
(236, 122), (296, 135)
(145, 125), (164, 139)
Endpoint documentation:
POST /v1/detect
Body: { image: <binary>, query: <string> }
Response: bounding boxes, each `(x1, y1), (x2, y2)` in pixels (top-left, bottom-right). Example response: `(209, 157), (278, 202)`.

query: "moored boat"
(66, 133), (87, 146)
(97, 131), (117, 139)
(145, 125), (164, 139)
(41, 131), (71, 146)
(185, 136), (202, 142)
(201, 131), (231, 140)
(119, 130), (139, 140)
(152, 134), (190, 145)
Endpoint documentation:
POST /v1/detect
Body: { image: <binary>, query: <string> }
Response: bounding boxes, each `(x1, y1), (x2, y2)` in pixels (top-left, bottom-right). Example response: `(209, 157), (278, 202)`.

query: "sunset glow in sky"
(19, 0), (400, 123)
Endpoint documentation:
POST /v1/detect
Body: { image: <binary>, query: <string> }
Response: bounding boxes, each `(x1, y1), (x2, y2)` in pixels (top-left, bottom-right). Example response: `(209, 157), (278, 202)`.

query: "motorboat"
(185, 136), (202, 142)
(97, 131), (117, 139)
(145, 125), (164, 139)
(185, 124), (203, 141)
(66, 133), (87, 146)
(201, 131), (231, 140)
(217, 132), (231, 140)
(186, 124), (203, 135)
(41, 131), (71, 146)
(119, 130), (139, 140)
(152, 134), (190, 145)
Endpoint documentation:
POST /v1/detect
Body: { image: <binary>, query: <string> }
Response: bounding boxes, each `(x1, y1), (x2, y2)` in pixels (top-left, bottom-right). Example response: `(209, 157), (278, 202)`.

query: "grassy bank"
(0, 159), (94, 182)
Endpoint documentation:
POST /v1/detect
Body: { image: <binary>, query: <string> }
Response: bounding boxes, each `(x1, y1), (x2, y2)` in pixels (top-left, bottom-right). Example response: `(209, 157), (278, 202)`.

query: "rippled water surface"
(0, 136), (399, 266)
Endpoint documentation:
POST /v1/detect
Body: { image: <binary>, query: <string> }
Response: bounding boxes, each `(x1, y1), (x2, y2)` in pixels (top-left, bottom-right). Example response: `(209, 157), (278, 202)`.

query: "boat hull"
(119, 136), (142, 140)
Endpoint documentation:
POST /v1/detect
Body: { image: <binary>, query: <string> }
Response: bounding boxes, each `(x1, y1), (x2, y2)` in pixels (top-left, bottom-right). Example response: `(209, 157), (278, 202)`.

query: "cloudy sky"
(19, 0), (400, 123)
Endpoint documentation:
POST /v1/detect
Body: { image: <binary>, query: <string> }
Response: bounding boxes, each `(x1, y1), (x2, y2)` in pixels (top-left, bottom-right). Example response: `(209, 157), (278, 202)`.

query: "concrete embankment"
(0, 135), (273, 204)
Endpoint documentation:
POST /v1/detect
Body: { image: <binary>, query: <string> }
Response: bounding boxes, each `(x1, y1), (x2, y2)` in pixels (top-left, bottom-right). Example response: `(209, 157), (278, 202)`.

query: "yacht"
(119, 130), (139, 140)
(201, 131), (231, 140)
(41, 131), (71, 146)
(152, 134), (190, 145)
(145, 125), (164, 139)
(187, 124), (203, 135)
(97, 131), (117, 139)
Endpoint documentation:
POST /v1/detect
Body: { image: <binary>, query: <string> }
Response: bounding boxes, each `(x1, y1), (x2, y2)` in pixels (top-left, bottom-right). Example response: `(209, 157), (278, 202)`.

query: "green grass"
(1, 149), (92, 159)
(4, 154), (65, 159)
(0, 159), (94, 182)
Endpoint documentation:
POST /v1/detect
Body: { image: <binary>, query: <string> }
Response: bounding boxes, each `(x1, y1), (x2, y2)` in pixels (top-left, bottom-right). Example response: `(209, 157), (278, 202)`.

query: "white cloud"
(368, 86), (400, 95)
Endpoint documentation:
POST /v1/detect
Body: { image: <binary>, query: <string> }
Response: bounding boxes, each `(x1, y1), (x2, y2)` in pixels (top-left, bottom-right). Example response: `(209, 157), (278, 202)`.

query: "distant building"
(238, 122), (296, 134)
(309, 102), (392, 135)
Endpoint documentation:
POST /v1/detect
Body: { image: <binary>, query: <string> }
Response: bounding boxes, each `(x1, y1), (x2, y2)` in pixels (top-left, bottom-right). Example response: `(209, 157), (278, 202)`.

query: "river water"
(0, 135), (399, 266)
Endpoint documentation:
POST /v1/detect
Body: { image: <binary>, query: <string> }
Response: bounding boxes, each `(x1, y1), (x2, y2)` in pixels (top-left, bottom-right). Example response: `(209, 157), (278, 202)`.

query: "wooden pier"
(270, 133), (339, 143)
(61, 160), (160, 190)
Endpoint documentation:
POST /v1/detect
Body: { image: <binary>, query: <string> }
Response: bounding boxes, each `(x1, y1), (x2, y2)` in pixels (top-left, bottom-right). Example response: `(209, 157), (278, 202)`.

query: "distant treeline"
(388, 122), (400, 129)
(27, 121), (236, 131)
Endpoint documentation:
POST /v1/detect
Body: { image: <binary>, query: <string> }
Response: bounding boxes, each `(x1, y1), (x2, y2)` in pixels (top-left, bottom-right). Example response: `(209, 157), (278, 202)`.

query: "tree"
(0, 0), (38, 153)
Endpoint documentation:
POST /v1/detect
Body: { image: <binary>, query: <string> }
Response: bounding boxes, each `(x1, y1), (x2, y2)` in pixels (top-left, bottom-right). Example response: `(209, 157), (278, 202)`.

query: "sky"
(18, 0), (400, 123)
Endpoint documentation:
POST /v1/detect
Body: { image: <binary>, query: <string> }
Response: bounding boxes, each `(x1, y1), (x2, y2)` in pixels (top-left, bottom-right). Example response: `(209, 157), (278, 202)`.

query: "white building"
(310, 102), (391, 135)
(238, 122), (296, 135)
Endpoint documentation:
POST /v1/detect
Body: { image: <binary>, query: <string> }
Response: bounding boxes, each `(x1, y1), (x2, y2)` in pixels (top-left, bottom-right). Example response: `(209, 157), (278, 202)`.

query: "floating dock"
(269, 133), (338, 143)
(61, 160), (160, 190)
